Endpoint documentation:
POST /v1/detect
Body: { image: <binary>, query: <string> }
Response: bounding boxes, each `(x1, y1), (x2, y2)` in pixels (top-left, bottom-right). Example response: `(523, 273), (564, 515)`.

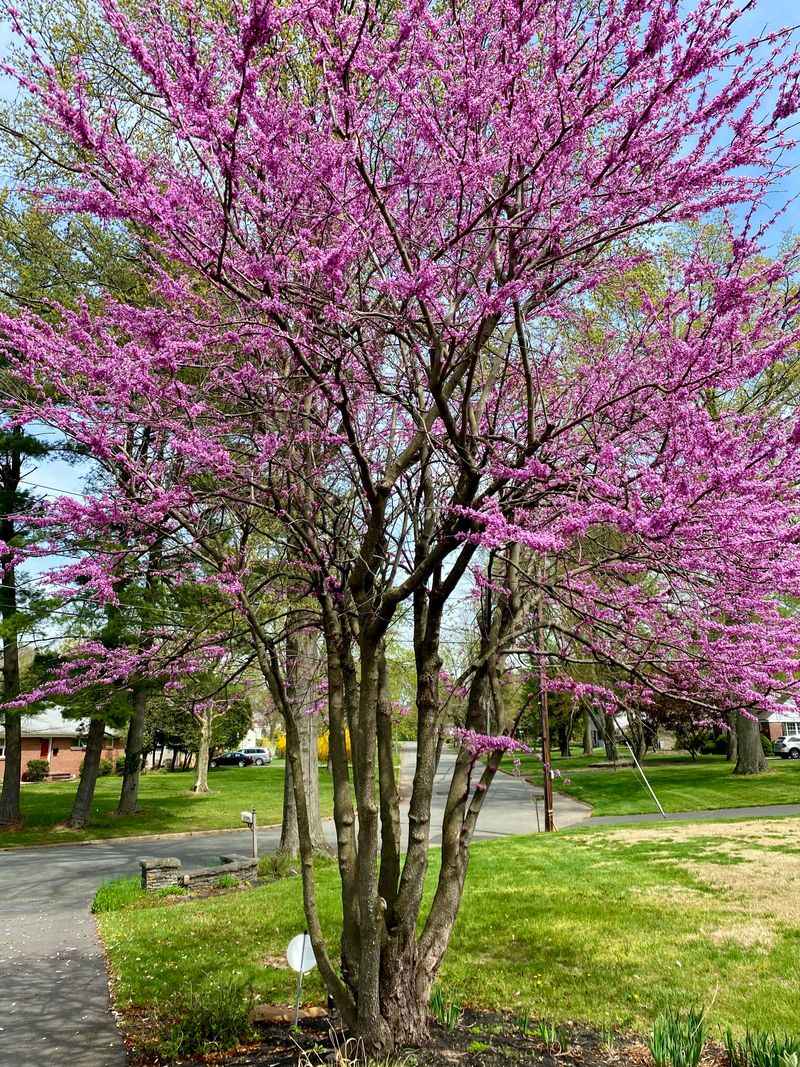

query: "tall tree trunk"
(726, 712), (738, 762)
(280, 615), (324, 854)
(626, 712), (648, 761)
(582, 707), (593, 756)
(280, 748), (300, 853)
(68, 717), (106, 829)
(0, 712), (21, 827)
(558, 722), (571, 757)
(0, 515), (22, 827)
(590, 708), (618, 762)
(117, 684), (147, 815)
(192, 705), (211, 793)
(733, 714), (768, 775)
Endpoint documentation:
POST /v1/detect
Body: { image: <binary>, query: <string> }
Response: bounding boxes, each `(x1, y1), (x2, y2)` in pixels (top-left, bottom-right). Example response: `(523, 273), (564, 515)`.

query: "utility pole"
(537, 576), (555, 832)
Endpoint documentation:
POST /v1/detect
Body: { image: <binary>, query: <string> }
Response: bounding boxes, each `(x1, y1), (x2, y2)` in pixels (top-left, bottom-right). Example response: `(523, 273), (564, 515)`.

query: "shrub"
(276, 730), (352, 762)
(25, 758), (49, 782)
(98, 758), (114, 776)
(648, 1007), (706, 1067)
(158, 980), (255, 1059)
(700, 735), (729, 756)
(725, 1029), (800, 1067)
(115, 756), (126, 774)
(761, 733), (774, 757)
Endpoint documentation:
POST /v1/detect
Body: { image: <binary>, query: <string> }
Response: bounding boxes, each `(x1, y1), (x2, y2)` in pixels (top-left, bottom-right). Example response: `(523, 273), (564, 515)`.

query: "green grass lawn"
(0, 763), (333, 849)
(97, 816), (800, 1057)
(512, 751), (800, 815)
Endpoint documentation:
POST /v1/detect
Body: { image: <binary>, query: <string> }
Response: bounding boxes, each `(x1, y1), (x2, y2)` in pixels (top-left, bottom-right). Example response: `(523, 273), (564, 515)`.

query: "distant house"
(0, 708), (124, 780)
(760, 707), (800, 743)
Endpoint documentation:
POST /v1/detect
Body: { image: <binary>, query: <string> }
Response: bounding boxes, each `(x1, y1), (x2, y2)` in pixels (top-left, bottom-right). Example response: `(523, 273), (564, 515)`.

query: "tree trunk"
(117, 684), (147, 815)
(733, 714), (768, 775)
(280, 616), (324, 854)
(582, 707), (593, 756)
(0, 519), (22, 828)
(726, 712), (738, 762)
(557, 722), (571, 758)
(0, 712), (22, 827)
(192, 706), (211, 793)
(626, 713), (648, 761)
(68, 718), (106, 829)
(590, 709), (618, 762)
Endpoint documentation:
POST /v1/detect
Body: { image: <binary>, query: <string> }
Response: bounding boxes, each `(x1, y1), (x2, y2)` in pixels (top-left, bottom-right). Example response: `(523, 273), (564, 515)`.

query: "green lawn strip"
(509, 752), (800, 816)
(97, 819), (800, 1055)
(0, 765), (333, 849)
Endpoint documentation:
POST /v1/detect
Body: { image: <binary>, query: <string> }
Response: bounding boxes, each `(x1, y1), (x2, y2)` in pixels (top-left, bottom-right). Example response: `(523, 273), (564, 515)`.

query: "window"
(781, 722), (800, 737)
(72, 736), (88, 750)
(0, 743), (5, 759)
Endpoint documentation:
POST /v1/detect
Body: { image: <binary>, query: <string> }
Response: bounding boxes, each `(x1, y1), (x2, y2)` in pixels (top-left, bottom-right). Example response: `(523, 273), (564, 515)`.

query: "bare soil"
(170, 1010), (726, 1067)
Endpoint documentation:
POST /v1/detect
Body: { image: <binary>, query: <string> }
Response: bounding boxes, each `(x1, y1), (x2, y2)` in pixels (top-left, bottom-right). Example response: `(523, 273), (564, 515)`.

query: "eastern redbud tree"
(4, 0), (800, 1050)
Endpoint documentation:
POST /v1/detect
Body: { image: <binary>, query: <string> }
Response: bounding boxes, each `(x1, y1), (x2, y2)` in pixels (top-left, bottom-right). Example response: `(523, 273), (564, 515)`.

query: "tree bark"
(280, 616), (324, 854)
(582, 707), (593, 756)
(0, 514), (22, 827)
(557, 722), (571, 757)
(733, 713), (768, 775)
(192, 705), (211, 794)
(0, 712), (21, 827)
(68, 717), (106, 829)
(726, 712), (738, 762)
(117, 684), (148, 815)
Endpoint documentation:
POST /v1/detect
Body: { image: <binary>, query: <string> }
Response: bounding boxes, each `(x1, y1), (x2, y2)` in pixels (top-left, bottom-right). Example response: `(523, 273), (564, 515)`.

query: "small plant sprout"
(428, 987), (462, 1031)
(648, 1007), (706, 1067)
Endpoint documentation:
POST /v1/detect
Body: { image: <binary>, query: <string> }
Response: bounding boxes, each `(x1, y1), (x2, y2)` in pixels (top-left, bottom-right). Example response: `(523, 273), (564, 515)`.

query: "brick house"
(759, 706), (800, 743)
(0, 708), (124, 780)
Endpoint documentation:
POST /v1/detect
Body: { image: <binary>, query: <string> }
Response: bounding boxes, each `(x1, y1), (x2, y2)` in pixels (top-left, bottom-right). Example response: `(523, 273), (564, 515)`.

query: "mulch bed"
(167, 1009), (726, 1067)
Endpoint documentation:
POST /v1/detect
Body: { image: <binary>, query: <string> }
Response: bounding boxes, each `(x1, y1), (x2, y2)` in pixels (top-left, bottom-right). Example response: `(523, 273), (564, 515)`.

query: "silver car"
(239, 746), (273, 766)
(774, 734), (800, 759)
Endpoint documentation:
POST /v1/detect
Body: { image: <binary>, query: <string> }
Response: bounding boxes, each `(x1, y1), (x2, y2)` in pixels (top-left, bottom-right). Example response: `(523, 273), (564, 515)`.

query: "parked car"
(239, 746), (273, 766)
(774, 734), (800, 759)
(209, 751), (255, 768)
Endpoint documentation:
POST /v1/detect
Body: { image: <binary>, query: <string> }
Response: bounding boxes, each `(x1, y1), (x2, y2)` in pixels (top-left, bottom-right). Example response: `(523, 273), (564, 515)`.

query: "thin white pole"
(622, 737), (667, 818)
(293, 932), (309, 1026)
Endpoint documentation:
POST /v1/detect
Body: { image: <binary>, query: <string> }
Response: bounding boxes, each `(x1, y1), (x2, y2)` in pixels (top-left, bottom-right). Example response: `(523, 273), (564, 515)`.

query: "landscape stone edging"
(139, 853), (258, 891)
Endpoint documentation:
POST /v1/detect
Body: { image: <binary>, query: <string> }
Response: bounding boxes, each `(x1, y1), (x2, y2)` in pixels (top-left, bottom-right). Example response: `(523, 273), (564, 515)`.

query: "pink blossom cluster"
(450, 727), (532, 759)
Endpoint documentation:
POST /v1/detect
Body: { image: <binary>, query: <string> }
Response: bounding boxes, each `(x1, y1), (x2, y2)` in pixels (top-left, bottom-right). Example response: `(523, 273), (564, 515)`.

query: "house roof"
(0, 707), (121, 739)
(759, 707), (799, 722)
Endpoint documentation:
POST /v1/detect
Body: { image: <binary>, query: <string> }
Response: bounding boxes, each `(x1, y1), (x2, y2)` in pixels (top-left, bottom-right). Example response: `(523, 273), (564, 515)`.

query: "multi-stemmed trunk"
(733, 713), (768, 775)
(117, 684), (148, 815)
(269, 547), (523, 1054)
(68, 717), (107, 829)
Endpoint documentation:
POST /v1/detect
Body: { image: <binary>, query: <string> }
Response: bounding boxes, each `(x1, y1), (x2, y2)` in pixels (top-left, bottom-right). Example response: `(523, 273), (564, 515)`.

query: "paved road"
(0, 747), (583, 1067)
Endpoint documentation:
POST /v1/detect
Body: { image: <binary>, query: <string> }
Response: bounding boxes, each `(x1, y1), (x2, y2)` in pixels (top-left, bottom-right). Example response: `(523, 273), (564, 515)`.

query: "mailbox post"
(241, 809), (257, 858)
